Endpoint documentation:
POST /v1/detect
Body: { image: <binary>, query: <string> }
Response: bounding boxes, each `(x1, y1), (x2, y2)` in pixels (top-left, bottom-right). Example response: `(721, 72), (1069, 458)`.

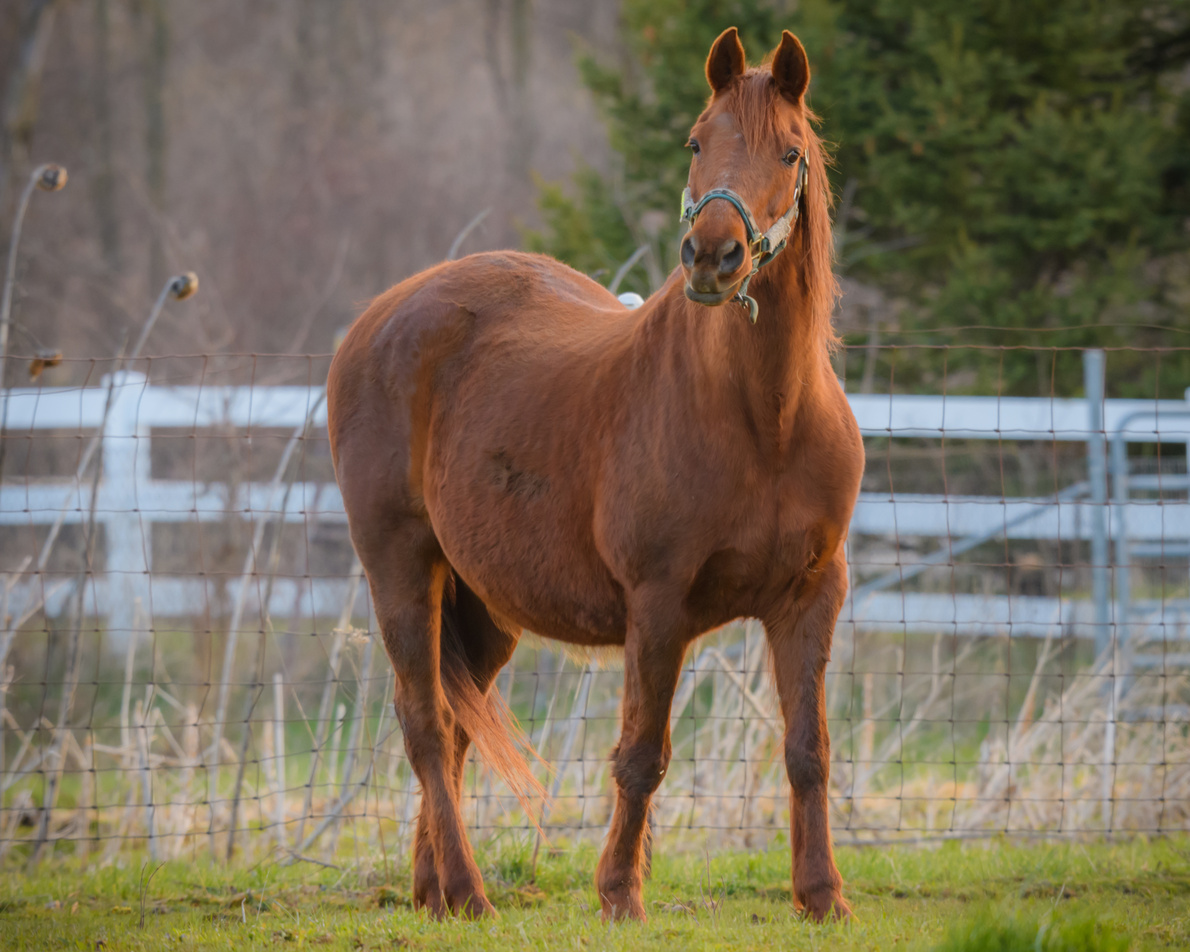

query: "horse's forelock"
(717, 69), (782, 155)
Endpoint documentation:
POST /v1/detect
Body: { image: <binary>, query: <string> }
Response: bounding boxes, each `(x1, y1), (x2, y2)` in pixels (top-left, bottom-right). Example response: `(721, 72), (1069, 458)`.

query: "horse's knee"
(785, 732), (829, 794)
(611, 740), (671, 799)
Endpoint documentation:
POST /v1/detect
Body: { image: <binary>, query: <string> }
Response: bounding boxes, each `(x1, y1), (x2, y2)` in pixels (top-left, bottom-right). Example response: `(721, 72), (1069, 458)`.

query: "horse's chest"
(682, 520), (821, 621)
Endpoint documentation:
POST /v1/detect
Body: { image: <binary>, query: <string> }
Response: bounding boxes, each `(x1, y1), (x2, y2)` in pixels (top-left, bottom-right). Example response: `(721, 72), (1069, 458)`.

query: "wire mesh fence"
(1, 347), (1188, 867)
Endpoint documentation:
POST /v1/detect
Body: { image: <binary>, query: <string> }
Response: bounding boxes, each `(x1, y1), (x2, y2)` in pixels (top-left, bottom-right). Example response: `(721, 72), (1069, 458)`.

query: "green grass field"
(1, 837), (1187, 951)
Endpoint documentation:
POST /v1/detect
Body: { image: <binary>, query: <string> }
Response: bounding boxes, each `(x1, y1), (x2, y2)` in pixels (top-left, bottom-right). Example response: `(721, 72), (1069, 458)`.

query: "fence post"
(1186, 386), (1190, 598)
(1083, 350), (1110, 659)
(1110, 435), (1130, 634)
(102, 371), (152, 648)
(1084, 349), (1118, 829)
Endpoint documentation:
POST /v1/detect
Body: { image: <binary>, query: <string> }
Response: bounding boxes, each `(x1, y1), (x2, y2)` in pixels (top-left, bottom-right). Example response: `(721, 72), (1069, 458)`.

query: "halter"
(679, 153), (809, 323)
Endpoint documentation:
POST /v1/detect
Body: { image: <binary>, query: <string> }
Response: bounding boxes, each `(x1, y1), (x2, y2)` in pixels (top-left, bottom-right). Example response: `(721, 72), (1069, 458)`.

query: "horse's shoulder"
(776, 378), (864, 528)
(800, 375), (862, 457)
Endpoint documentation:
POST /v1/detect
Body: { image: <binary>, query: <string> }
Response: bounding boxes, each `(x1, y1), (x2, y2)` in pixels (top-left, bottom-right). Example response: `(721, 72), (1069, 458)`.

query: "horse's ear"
(706, 27), (746, 94)
(771, 30), (810, 103)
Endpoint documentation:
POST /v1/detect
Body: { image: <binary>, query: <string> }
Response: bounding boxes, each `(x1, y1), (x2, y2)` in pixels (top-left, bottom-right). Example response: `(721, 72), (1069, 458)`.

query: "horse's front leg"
(596, 604), (686, 921)
(764, 552), (852, 922)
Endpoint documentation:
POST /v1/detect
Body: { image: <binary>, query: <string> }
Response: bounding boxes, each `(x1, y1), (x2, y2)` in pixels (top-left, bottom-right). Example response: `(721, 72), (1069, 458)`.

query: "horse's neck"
(741, 252), (825, 401)
(662, 248), (827, 445)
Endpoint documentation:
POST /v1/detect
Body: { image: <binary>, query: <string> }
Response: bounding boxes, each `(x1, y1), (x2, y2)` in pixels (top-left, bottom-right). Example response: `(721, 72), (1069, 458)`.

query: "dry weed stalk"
(0, 609), (1184, 863)
(206, 392), (327, 855)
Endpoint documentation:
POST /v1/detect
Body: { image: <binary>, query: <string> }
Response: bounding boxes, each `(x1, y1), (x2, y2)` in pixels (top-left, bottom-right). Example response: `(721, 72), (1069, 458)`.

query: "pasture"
(2, 838), (1187, 950)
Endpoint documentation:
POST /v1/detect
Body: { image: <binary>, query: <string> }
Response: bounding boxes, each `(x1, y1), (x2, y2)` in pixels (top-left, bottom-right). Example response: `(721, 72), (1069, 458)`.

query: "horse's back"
(416, 251), (627, 338)
(335, 252), (630, 396)
(330, 250), (629, 440)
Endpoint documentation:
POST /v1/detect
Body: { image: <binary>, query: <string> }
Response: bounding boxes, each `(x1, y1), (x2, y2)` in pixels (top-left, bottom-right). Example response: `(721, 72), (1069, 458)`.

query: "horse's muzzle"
(681, 229), (750, 302)
(683, 283), (736, 306)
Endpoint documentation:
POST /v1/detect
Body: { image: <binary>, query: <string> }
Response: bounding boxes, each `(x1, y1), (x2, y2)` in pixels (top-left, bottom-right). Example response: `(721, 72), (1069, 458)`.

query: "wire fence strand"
(1, 348), (1187, 866)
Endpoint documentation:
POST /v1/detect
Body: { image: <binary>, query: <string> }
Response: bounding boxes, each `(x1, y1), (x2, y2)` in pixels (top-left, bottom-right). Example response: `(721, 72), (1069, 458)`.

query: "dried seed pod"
(28, 348), (63, 381)
(34, 165), (67, 192)
(168, 272), (198, 301)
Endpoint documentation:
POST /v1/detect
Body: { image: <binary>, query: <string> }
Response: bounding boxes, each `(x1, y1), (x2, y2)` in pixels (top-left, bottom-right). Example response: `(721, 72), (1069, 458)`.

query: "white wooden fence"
(2, 364), (1190, 651)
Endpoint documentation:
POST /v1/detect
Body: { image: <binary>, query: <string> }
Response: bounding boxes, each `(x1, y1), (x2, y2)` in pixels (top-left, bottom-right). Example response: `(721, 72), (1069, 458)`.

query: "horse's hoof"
(413, 889), (447, 919)
(598, 885), (647, 922)
(443, 879), (496, 919)
(461, 897), (497, 919)
(450, 894), (497, 919)
(799, 889), (852, 923)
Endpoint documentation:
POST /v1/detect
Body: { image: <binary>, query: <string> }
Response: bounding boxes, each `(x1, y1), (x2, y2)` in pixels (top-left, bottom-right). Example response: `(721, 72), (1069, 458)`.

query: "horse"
(326, 27), (863, 923)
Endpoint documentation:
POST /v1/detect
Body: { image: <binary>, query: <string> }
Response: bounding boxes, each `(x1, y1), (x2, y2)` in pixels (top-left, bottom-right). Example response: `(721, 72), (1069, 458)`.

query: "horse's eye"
(783, 148), (801, 166)
(688, 139), (701, 155)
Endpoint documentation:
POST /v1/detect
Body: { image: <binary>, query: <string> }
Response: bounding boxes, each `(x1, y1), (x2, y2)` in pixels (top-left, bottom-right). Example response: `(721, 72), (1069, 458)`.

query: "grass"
(1, 837), (1188, 950)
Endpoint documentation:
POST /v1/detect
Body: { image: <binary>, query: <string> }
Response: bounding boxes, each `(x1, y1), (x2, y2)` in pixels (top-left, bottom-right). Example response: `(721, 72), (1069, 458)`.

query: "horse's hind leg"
(763, 552), (852, 922)
(412, 578), (519, 914)
(411, 722), (475, 916)
(355, 524), (495, 919)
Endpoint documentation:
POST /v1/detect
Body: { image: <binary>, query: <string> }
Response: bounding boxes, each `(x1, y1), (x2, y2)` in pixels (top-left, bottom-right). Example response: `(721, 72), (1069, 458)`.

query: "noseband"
(680, 154), (809, 323)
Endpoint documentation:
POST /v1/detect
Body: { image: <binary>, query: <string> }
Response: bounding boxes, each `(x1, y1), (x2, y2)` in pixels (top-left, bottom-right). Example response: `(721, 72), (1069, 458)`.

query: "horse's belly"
(429, 475), (627, 646)
(477, 575), (628, 647)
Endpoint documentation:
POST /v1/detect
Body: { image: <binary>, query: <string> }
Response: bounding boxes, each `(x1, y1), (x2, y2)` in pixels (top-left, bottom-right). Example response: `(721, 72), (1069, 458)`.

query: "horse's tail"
(438, 575), (547, 824)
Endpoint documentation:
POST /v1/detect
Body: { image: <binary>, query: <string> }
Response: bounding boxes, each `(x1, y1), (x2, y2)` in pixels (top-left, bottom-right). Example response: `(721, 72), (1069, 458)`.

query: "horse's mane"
(714, 68), (839, 351)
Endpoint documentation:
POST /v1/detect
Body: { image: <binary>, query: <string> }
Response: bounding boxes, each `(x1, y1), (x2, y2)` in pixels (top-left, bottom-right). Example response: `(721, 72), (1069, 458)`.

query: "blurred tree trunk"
(506, 0), (534, 185)
(91, 0), (120, 276)
(0, 0), (60, 229)
(484, 0), (536, 190)
(291, 0), (317, 111)
(138, 0), (168, 295)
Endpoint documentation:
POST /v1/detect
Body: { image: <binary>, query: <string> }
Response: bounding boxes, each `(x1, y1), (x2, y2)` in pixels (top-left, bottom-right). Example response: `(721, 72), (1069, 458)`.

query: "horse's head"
(680, 28), (814, 314)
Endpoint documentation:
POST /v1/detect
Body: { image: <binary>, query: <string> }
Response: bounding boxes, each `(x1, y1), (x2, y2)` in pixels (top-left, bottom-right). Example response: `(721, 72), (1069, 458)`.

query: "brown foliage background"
(0, 0), (619, 363)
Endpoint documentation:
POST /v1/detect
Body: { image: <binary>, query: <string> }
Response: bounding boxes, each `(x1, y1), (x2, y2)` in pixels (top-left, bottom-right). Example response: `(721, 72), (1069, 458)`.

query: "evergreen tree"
(529, 0), (1190, 396)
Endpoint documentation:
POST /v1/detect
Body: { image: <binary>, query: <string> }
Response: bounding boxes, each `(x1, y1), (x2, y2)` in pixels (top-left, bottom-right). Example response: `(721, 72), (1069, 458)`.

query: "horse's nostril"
(680, 234), (697, 269)
(719, 240), (744, 274)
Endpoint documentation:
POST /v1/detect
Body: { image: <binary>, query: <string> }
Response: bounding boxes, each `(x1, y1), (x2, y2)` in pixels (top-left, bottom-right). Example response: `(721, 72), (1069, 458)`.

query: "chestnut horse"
(327, 27), (862, 922)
